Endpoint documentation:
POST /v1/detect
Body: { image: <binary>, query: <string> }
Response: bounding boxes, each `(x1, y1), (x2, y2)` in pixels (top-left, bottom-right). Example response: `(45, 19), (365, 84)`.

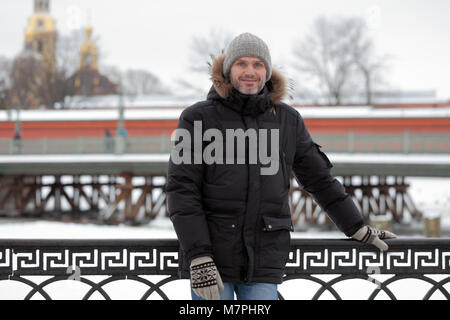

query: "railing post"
(12, 136), (22, 154)
(160, 135), (165, 152)
(403, 129), (410, 153)
(348, 130), (354, 153)
(370, 214), (393, 232)
(77, 137), (84, 154)
(115, 136), (125, 154)
(43, 137), (48, 154)
(424, 214), (441, 237)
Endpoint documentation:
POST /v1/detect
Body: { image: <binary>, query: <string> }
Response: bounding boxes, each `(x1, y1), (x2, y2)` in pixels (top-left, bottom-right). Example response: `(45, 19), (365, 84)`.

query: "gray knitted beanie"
(223, 33), (272, 81)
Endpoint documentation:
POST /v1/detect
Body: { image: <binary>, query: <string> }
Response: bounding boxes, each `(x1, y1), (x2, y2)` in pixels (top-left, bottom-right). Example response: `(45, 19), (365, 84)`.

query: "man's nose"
(243, 65), (257, 76)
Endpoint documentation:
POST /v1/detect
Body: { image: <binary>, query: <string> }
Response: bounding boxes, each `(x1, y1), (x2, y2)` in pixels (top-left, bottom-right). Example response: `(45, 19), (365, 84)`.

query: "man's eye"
(255, 63), (263, 68)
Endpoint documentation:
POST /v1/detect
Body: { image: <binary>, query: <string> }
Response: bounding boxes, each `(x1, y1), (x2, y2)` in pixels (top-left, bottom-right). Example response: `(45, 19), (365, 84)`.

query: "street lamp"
(13, 103), (22, 154)
(115, 80), (128, 154)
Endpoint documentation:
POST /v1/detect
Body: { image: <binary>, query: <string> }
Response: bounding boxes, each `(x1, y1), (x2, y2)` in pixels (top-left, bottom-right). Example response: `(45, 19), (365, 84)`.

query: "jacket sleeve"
(291, 112), (364, 237)
(166, 107), (212, 263)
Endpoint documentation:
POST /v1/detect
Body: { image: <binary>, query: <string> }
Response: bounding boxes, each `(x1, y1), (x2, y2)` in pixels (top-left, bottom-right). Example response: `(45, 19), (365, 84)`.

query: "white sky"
(1, 0), (449, 99)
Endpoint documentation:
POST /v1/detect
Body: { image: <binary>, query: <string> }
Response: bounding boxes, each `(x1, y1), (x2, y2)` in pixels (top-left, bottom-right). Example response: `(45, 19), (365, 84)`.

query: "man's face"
(229, 56), (267, 95)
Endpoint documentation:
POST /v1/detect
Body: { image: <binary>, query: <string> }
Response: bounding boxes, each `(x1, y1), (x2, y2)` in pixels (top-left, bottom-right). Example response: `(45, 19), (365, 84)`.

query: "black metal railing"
(3, 133), (450, 155)
(0, 238), (449, 300)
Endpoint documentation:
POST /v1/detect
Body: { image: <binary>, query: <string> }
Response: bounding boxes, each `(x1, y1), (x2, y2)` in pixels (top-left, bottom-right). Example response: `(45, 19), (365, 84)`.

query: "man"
(166, 33), (396, 300)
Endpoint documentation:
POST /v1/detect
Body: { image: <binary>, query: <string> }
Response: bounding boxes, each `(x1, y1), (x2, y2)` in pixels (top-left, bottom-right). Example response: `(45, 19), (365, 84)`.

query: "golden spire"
(34, 0), (50, 13)
(86, 25), (93, 41)
(25, 32), (33, 42)
(79, 25), (99, 70)
(25, 0), (57, 70)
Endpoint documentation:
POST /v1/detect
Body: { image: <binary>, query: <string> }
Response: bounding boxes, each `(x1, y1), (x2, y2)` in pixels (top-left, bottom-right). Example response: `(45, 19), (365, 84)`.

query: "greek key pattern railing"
(0, 238), (449, 300)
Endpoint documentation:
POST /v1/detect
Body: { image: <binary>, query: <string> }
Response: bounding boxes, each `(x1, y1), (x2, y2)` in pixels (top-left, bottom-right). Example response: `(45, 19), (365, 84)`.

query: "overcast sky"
(1, 0), (449, 99)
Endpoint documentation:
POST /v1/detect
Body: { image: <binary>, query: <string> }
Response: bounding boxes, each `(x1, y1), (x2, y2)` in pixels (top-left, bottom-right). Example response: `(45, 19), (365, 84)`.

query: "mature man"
(166, 33), (395, 300)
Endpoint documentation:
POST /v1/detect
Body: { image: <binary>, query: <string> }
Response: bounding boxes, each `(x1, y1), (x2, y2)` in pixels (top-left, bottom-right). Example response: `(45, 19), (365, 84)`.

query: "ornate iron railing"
(0, 238), (449, 300)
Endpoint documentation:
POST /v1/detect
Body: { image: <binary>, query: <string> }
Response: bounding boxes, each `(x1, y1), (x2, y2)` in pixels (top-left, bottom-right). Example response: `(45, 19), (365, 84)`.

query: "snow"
(407, 177), (450, 226)
(295, 106), (450, 119)
(1, 153), (449, 166)
(328, 153), (450, 165)
(64, 94), (201, 109)
(0, 153), (171, 164)
(0, 108), (184, 122)
(2, 105), (450, 122)
(0, 217), (176, 240)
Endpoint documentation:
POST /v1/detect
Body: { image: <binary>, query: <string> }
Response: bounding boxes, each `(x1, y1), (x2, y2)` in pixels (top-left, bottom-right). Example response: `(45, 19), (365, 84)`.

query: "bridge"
(0, 138), (449, 226)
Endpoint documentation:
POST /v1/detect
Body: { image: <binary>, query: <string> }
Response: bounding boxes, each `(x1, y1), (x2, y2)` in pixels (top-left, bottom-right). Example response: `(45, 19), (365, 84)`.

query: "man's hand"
(351, 225), (397, 251)
(190, 256), (224, 300)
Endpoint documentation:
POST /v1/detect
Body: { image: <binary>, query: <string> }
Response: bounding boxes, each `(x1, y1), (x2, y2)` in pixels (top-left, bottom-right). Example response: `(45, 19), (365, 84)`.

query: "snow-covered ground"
(408, 177), (450, 223)
(0, 177), (448, 299)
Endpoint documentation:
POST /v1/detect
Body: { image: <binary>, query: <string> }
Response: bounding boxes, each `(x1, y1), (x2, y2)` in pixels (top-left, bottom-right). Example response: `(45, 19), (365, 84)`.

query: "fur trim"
(210, 54), (288, 104)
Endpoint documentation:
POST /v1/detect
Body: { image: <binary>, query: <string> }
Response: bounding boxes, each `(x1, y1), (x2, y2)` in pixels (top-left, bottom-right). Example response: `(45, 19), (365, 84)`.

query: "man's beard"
(231, 76), (265, 95)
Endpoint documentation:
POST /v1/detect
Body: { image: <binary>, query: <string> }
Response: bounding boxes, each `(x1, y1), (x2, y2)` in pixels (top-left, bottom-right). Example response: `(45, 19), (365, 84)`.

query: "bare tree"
(10, 52), (50, 109)
(57, 29), (85, 80)
(293, 16), (387, 105)
(351, 39), (390, 105)
(54, 29), (91, 107)
(9, 30), (86, 109)
(99, 64), (122, 86)
(189, 28), (233, 74)
(122, 69), (169, 95)
(172, 29), (234, 97)
(100, 66), (169, 96)
(0, 56), (12, 109)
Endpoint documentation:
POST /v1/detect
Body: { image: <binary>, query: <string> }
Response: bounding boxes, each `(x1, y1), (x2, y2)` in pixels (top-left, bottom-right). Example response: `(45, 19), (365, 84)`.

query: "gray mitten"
(351, 225), (397, 251)
(190, 256), (224, 300)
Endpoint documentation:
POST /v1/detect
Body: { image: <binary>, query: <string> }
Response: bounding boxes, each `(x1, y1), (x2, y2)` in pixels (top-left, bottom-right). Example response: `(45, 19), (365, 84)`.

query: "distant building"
(10, 0), (117, 109)
(10, 0), (57, 109)
(67, 26), (118, 96)
(10, 34), (47, 109)
(24, 0), (57, 72)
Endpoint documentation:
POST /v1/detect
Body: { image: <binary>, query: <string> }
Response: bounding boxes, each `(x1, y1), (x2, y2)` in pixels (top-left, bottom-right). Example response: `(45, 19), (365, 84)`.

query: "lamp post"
(115, 81), (128, 154)
(13, 103), (22, 154)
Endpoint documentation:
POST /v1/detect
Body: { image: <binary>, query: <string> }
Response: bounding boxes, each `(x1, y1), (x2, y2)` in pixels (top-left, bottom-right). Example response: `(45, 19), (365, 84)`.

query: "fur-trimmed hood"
(209, 54), (288, 105)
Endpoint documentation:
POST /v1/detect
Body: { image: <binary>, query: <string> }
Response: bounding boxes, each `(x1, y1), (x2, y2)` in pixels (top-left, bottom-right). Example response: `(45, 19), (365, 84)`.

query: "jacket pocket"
(262, 215), (294, 232)
(206, 213), (239, 268)
(314, 143), (333, 168)
(257, 216), (293, 269)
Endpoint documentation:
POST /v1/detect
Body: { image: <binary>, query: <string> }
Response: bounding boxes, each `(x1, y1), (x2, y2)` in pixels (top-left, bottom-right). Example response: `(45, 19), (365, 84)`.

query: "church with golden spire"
(69, 25), (118, 96)
(9, 0), (57, 109)
(10, 0), (117, 109)
(24, 0), (57, 71)
(80, 25), (99, 70)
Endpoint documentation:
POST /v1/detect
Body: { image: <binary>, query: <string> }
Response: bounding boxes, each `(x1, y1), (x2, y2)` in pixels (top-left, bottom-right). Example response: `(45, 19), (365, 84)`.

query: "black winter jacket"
(166, 54), (364, 284)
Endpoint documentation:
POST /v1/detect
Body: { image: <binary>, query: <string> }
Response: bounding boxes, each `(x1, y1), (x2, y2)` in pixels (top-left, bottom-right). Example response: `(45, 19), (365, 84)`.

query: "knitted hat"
(223, 33), (272, 81)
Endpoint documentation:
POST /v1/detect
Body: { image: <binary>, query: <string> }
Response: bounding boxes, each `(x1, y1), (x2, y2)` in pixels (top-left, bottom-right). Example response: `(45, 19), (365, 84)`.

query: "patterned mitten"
(190, 256), (224, 300)
(351, 225), (397, 251)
